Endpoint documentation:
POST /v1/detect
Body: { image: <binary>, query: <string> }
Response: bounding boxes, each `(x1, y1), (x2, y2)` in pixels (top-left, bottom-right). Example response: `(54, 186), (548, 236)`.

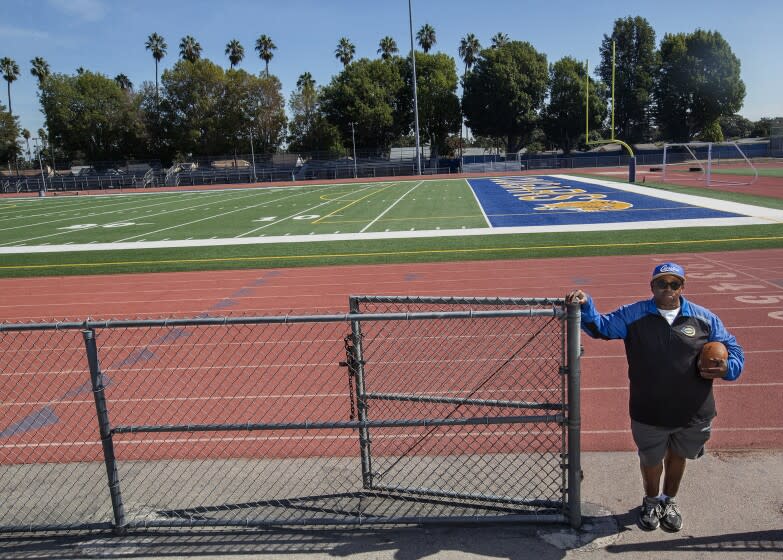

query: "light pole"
(249, 127), (257, 183)
(349, 121), (357, 178)
(31, 137), (47, 197)
(408, 0), (422, 175)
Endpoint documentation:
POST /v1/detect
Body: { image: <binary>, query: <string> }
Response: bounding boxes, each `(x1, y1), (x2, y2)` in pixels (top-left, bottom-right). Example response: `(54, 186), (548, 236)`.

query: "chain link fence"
(0, 296), (581, 534)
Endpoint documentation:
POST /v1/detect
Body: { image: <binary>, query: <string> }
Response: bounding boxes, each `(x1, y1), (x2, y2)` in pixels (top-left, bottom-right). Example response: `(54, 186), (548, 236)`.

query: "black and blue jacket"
(579, 295), (744, 428)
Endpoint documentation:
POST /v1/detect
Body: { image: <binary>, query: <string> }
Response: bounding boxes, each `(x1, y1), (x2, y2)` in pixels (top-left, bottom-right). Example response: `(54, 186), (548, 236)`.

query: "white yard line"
(0, 190), (224, 235)
(116, 182), (367, 242)
(465, 178), (492, 227)
(235, 183), (385, 237)
(360, 181), (422, 233)
(0, 190), (233, 246)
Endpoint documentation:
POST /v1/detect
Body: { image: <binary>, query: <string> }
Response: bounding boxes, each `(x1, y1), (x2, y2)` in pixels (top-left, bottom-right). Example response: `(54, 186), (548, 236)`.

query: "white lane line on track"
(3, 426), (781, 450)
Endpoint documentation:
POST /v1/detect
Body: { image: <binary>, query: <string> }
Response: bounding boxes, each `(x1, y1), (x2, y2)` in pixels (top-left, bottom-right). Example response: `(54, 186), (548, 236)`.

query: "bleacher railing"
(0, 296), (581, 534)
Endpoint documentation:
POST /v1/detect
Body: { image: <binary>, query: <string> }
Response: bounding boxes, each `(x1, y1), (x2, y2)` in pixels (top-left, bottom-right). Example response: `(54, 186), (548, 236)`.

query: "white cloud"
(0, 25), (50, 40)
(48, 0), (107, 22)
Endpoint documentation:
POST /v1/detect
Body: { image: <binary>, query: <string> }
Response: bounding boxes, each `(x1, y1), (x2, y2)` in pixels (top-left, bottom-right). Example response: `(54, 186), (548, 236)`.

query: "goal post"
(662, 141), (758, 187)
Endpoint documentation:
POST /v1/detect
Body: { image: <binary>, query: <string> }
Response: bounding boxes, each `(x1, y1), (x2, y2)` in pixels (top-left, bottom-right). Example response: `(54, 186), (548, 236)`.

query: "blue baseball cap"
(652, 262), (685, 282)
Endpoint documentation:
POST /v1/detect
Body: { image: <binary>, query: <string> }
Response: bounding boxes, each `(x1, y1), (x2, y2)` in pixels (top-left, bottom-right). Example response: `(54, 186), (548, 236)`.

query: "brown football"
(699, 341), (728, 369)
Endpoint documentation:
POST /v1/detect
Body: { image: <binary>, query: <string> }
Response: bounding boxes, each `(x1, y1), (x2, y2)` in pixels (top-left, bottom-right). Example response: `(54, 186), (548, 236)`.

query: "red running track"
(1, 249), (781, 457)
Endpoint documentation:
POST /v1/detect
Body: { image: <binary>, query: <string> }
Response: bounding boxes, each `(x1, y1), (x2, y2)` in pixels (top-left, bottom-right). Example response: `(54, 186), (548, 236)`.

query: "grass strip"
(3, 223), (782, 278)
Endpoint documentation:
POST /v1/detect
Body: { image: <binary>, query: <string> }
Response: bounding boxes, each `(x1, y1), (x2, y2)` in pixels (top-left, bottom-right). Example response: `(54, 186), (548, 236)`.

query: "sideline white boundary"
(2, 174), (781, 255)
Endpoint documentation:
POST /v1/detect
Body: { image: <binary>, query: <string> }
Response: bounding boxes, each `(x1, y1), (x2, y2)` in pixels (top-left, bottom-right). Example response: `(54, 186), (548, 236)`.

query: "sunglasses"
(653, 279), (683, 290)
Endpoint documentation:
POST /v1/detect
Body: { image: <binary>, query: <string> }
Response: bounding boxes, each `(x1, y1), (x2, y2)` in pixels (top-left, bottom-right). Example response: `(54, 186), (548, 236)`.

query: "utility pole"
(249, 127), (257, 183)
(32, 137), (47, 197)
(408, 0), (422, 175)
(350, 121), (357, 178)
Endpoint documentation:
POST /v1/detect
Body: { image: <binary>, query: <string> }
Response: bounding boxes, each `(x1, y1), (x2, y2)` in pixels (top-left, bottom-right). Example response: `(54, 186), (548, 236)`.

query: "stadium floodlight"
(349, 122), (357, 178)
(408, 0), (422, 175)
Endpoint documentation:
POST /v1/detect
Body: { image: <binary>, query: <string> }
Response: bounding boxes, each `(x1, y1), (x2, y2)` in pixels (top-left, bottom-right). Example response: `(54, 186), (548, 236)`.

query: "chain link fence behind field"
(0, 297), (581, 533)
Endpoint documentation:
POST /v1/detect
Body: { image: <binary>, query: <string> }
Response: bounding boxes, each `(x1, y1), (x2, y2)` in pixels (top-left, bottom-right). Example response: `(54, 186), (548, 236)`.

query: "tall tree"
(145, 32), (167, 96)
(0, 102), (21, 163)
(598, 16), (658, 142)
(490, 32), (510, 49)
(21, 128), (31, 160)
(320, 57), (408, 152)
(462, 41), (549, 153)
(542, 57), (607, 153)
(179, 35), (202, 62)
(225, 39), (244, 70)
(335, 37), (356, 67)
(1, 57), (20, 115)
(458, 34), (481, 77)
(287, 72), (342, 154)
(255, 34), (276, 76)
(403, 52), (461, 159)
(416, 23), (436, 53)
(458, 34), (481, 151)
(39, 70), (145, 161)
(655, 29), (745, 142)
(30, 57), (51, 87)
(114, 73), (133, 92)
(378, 36), (399, 60)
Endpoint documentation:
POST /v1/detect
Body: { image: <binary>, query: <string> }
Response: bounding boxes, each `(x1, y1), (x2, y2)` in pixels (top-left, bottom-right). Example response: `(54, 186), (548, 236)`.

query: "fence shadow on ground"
(0, 522), (581, 560)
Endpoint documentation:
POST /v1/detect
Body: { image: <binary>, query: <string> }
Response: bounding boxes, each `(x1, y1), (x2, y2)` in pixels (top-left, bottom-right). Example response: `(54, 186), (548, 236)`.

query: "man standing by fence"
(566, 262), (744, 532)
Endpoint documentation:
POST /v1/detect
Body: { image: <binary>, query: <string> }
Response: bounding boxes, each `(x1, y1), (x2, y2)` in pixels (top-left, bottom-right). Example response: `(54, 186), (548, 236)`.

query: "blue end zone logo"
(468, 176), (742, 227)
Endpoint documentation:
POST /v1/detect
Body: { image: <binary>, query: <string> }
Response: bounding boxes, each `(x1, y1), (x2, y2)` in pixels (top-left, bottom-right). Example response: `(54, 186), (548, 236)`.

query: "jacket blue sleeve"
(579, 295), (638, 340)
(704, 311), (744, 381)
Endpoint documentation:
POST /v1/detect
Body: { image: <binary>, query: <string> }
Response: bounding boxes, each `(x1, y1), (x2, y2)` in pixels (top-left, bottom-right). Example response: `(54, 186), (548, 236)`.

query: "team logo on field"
(534, 200), (633, 212)
(680, 326), (696, 337)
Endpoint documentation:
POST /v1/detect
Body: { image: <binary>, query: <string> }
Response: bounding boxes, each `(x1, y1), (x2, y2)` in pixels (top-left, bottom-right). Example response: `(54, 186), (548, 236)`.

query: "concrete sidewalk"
(0, 450), (780, 559)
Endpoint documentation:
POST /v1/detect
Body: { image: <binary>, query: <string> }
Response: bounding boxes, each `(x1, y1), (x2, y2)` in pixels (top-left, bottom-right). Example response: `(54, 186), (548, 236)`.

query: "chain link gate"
(0, 297), (581, 533)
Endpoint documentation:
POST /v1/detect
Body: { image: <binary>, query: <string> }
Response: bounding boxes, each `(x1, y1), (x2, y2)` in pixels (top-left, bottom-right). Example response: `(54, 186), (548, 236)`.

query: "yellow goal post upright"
(584, 41), (637, 183)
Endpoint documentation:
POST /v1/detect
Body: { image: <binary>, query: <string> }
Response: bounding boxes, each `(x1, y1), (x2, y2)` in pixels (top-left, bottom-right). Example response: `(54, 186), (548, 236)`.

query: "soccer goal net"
(662, 142), (758, 187)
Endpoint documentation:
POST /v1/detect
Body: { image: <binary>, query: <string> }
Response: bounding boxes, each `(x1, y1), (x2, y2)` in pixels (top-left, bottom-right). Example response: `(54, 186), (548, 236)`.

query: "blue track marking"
(468, 176), (743, 227)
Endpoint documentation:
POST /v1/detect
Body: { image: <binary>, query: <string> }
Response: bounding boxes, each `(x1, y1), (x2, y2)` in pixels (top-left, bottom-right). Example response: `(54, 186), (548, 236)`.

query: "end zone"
(466, 174), (783, 229)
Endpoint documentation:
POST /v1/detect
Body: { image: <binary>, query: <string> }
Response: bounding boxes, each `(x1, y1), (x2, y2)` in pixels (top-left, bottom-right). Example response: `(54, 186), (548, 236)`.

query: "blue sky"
(1, 0), (781, 139)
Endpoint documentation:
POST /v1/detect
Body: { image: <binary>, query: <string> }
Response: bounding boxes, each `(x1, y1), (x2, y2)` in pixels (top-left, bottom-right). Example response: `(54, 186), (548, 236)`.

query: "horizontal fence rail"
(0, 296), (581, 533)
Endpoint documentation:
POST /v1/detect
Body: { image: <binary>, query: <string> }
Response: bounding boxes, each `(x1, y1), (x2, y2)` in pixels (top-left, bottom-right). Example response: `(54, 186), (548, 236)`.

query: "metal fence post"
(349, 298), (374, 489)
(565, 302), (582, 528)
(82, 328), (127, 535)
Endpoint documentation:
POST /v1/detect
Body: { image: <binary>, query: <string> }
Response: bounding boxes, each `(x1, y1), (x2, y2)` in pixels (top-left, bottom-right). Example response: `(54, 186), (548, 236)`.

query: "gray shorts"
(631, 419), (712, 466)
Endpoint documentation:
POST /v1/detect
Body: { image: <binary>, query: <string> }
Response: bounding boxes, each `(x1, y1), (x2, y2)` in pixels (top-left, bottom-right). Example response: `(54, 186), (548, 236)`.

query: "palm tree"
(225, 39), (244, 70)
(297, 71), (315, 90)
(416, 23), (436, 53)
(179, 35), (202, 62)
(114, 73), (133, 92)
(1, 57), (20, 115)
(335, 37), (355, 67)
(255, 34), (276, 76)
(145, 33), (167, 95)
(458, 34), (481, 76)
(21, 128), (31, 160)
(29, 57), (50, 87)
(377, 36), (399, 60)
(491, 32), (510, 48)
(457, 34), (481, 157)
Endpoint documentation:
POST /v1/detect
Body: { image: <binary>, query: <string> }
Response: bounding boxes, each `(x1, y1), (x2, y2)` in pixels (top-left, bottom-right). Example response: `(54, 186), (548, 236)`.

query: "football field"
(0, 179), (487, 247)
(1, 174), (782, 277)
(2, 174), (781, 252)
